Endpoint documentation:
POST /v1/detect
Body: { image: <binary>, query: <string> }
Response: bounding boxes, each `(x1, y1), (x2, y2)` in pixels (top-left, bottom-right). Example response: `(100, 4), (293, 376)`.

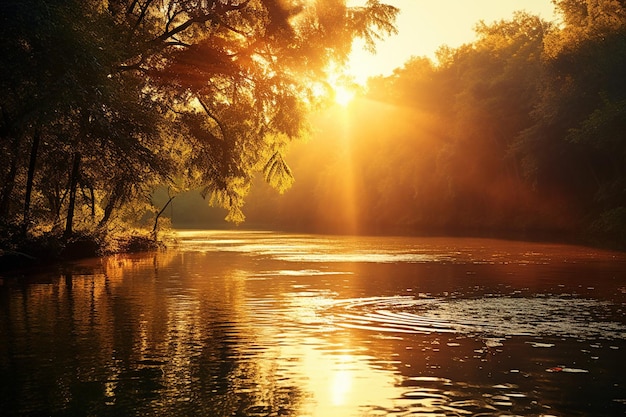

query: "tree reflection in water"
(0, 253), (307, 416)
(1, 232), (626, 416)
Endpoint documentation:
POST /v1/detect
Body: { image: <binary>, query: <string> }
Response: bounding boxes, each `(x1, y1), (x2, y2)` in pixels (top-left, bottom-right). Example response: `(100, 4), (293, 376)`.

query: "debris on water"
(407, 376), (452, 384)
(493, 383), (518, 389)
(562, 367), (589, 373)
(546, 366), (589, 373)
(528, 341), (555, 348)
(484, 338), (504, 348)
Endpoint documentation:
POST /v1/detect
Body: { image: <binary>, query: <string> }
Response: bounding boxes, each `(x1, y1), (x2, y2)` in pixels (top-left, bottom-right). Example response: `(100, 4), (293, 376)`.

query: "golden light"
(345, 0), (556, 84)
(322, 60), (359, 107)
(333, 85), (356, 107)
(330, 355), (354, 405)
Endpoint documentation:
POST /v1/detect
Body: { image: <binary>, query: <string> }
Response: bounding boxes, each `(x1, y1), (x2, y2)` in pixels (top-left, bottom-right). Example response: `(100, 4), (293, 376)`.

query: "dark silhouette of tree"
(0, 0), (398, 251)
(517, 0), (626, 243)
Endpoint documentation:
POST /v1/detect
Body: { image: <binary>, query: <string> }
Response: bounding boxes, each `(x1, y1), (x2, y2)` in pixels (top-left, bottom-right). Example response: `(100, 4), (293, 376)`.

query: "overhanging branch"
(196, 95), (228, 141)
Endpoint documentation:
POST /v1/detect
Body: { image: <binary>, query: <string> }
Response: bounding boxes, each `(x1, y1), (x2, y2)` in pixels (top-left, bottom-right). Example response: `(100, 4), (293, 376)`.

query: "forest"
(0, 0), (397, 263)
(231, 0), (626, 248)
(2, 0), (626, 268)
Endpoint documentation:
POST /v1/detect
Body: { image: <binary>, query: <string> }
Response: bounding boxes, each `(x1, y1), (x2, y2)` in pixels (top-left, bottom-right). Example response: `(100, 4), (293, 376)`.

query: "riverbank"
(0, 232), (161, 273)
(2, 226), (624, 275)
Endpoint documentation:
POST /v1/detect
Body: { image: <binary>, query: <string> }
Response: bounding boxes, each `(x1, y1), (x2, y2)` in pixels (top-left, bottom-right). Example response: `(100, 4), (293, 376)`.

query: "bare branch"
(152, 13), (215, 44)
(196, 95), (228, 141)
(132, 0), (156, 34)
(153, 0), (252, 44)
(126, 0), (139, 15)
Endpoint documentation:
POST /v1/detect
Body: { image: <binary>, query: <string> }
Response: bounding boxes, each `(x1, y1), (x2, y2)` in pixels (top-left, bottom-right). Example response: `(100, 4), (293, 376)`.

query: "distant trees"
(519, 0), (626, 244)
(244, 1), (626, 246)
(0, 0), (398, 250)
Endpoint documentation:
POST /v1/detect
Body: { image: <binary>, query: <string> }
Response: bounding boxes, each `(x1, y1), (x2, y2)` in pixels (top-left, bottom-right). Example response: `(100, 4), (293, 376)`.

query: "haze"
(347, 0), (557, 83)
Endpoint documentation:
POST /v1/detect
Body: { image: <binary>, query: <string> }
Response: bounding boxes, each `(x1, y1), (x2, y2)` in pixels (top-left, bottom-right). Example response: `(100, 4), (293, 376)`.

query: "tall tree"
(0, 0), (399, 244)
(119, 0), (398, 222)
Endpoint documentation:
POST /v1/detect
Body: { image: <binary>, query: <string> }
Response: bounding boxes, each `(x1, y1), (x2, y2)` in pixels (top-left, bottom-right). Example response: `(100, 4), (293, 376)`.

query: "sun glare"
(324, 61), (358, 107)
(334, 85), (355, 107)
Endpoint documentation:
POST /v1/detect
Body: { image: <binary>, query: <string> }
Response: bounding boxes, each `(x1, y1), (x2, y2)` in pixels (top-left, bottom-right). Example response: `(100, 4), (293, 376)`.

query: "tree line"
(0, 0), (398, 259)
(241, 0), (626, 247)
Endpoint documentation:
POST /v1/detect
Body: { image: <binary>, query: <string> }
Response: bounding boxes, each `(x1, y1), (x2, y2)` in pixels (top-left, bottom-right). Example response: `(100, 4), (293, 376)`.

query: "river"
(1, 230), (626, 416)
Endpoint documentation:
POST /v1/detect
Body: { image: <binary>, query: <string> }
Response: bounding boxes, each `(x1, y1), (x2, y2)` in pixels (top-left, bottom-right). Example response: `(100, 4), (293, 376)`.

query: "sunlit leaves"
(263, 150), (294, 193)
(200, 177), (250, 224)
(547, 0), (626, 57)
(138, 0), (398, 222)
(0, 0), (398, 239)
(347, 0), (398, 52)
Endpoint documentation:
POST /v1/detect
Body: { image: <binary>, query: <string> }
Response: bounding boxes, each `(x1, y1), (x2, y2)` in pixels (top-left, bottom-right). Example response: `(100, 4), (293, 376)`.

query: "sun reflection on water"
(4, 231), (626, 416)
(330, 355), (354, 406)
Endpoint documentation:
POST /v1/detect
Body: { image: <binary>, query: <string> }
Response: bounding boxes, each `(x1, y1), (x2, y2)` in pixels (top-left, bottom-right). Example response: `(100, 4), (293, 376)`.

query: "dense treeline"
(241, 0), (626, 247)
(3, 0), (626, 259)
(0, 0), (397, 263)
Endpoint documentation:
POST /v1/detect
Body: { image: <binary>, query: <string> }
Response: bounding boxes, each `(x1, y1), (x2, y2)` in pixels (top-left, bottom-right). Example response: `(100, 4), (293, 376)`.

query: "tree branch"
(196, 95), (228, 141)
(152, 195), (175, 235)
(152, 14), (216, 44)
(152, 0), (252, 44)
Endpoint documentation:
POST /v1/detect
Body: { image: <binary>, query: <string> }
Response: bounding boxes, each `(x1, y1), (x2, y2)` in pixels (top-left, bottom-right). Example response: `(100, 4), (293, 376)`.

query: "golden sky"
(347, 0), (558, 83)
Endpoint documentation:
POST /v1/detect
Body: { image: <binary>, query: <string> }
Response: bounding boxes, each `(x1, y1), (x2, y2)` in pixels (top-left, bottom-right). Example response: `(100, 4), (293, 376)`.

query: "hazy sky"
(347, 0), (558, 83)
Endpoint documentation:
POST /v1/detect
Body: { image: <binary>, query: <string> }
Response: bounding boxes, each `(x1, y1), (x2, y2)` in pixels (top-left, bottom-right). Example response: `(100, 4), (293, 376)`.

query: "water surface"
(2, 231), (626, 416)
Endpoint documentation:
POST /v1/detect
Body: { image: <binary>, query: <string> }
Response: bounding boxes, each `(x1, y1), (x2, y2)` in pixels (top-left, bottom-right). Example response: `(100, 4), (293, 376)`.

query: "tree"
(0, 0), (399, 248)
(120, 0), (398, 222)
(516, 0), (626, 242)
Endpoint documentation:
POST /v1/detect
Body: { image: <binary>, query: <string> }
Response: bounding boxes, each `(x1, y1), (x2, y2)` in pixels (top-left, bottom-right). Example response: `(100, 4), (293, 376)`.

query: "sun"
(327, 64), (358, 106)
(333, 84), (356, 107)
(315, 60), (360, 107)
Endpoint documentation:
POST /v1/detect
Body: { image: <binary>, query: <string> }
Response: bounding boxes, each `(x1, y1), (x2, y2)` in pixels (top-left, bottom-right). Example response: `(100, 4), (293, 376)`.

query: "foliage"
(241, 1), (626, 247)
(0, 0), (398, 258)
(4, 0), (626, 250)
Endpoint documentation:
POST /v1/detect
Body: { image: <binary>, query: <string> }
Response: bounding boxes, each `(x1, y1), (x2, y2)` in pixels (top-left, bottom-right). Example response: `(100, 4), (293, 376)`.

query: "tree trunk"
(152, 195), (175, 238)
(0, 160), (17, 219)
(0, 136), (19, 219)
(98, 182), (123, 228)
(64, 152), (82, 239)
(22, 129), (40, 235)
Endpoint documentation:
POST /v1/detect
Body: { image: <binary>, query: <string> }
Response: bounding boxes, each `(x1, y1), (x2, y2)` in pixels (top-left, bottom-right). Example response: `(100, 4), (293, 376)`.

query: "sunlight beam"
(334, 85), (356, 107)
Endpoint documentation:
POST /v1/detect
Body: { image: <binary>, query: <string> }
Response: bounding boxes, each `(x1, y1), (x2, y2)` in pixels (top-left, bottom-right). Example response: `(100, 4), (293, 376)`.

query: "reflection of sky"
(5, 231), (626, 416)
(274, 252), (446, 263)
(174, 229), (626, 266)
(121, 232), (626, 415)
(150, 251), (410, 416)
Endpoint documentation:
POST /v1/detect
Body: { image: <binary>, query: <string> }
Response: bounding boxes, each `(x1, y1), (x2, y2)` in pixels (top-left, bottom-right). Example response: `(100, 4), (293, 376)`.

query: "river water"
(2, 230), (626, 416)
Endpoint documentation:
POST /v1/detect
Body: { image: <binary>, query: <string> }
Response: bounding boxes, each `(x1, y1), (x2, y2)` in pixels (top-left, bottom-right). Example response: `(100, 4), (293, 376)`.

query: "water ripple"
(324, 295), (626, 340)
